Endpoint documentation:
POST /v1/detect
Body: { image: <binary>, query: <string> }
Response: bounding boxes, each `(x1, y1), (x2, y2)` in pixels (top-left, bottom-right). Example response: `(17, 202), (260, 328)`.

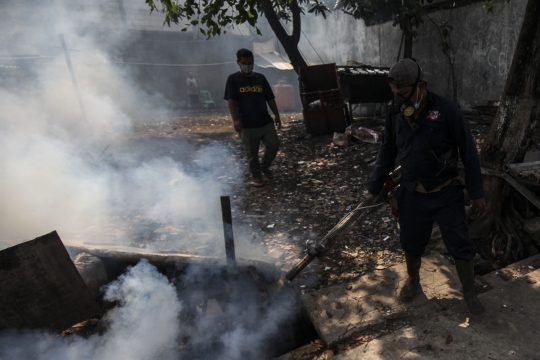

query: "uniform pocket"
(421, 120), (449, 151)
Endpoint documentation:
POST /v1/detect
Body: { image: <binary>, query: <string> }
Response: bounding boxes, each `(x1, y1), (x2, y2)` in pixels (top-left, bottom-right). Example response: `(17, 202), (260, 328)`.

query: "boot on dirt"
(399, 253), (422, 302)
(454, 258), (486, 316)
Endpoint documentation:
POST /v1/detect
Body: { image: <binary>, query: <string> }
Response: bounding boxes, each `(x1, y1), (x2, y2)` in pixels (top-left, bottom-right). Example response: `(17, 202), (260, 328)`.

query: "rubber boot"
(454, 258), (486, 316)
(399, 253), (422, 302)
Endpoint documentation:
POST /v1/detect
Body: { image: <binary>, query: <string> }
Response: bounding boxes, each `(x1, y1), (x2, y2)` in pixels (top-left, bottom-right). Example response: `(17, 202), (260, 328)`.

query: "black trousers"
(396, 185), (475, 261)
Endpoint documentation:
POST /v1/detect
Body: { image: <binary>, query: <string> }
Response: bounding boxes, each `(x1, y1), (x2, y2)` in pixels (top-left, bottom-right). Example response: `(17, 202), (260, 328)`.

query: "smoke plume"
(0, 260), (181, 360)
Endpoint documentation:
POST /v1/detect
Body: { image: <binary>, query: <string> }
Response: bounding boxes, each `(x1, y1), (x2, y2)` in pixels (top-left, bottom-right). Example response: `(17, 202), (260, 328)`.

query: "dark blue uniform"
(367, 91), (484, 260)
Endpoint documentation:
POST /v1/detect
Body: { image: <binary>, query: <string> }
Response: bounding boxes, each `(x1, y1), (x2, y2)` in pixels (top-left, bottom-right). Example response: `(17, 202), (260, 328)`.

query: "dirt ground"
(124, 108), (502, 293)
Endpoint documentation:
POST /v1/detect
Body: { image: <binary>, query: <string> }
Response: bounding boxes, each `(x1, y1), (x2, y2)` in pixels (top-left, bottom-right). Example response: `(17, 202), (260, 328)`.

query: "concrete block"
(334, 268), (540, 360)
(302, 254), (461, 348)
(333, 315), (519, 360)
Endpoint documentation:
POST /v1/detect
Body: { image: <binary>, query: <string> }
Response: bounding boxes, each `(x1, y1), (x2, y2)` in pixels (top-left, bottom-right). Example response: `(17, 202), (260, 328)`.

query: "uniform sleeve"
(367, 113), (397, 195)
(262, 75), (275, 101)
(451, 104), (485, 199)
(223, 75), (237, 101)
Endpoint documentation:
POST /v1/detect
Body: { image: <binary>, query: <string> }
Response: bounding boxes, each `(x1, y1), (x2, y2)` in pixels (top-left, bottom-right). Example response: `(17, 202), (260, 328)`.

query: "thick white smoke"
(0, 260), (299, 359)
(0, 1), (236, 250)
(0, 3), (297, 359)
(0, 260), (181, 360)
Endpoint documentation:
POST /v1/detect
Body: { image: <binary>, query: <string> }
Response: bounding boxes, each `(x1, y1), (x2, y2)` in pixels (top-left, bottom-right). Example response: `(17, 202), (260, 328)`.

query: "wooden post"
(59, 34), (88, 123)
(220, 196), (237, 278)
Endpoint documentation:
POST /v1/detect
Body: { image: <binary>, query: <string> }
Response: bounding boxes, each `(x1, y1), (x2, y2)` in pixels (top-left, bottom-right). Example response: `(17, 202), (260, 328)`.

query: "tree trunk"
(404, 34), (413, 59)
(260, 0), (308, 73)
(469, 0), (540, 240)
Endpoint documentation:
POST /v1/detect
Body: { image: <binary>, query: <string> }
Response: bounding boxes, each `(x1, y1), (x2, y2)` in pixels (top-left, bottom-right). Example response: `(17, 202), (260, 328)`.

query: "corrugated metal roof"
(255, 52), (294, 70)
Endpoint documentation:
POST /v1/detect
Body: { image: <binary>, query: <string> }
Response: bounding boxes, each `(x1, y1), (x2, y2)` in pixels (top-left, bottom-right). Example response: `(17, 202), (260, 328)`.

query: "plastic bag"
(346, 125), (380, 144)
(332, 132), (350, 146)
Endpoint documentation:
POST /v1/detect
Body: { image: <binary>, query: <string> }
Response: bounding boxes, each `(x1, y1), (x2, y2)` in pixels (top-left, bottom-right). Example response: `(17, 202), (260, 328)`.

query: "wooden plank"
(0, 231), (99, 331)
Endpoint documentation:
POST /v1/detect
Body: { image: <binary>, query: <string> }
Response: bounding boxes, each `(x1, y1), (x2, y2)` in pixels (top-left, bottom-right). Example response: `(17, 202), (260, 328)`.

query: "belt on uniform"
(415, 177), (463, 193)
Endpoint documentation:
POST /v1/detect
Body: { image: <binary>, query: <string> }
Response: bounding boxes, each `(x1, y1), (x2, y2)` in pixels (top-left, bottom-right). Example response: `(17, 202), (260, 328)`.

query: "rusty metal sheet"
(0, 231), (99, 331)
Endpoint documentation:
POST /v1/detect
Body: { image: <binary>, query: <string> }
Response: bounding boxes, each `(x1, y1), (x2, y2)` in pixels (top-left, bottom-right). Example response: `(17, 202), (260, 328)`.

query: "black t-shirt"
(223, 72), (275, 129)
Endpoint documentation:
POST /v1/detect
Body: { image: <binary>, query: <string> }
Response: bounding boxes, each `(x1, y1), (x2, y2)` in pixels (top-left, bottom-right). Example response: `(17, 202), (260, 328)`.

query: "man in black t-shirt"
(224, 48), (282, 187)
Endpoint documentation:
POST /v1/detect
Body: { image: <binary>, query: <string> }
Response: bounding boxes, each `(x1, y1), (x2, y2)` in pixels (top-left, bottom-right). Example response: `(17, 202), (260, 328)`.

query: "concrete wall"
(0, 0), (298, 112)
(305, 0), (528, 107)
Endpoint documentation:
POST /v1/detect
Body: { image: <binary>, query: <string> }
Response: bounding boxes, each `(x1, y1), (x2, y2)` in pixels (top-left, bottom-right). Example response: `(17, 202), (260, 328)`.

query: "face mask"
(393, 92), (415, 118)
(393, 86), (422, 118)
(240, 64), (253, 74)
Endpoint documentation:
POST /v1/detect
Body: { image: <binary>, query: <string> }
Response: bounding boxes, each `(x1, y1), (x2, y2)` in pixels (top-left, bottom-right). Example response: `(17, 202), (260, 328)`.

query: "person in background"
(186, 71), (199, 113)
(224, 48), (281, 187)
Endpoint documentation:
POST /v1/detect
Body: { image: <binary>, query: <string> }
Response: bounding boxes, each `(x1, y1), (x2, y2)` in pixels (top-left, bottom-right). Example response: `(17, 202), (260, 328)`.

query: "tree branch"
(260, 0), (291, 43)
(290, 0), (302, 45)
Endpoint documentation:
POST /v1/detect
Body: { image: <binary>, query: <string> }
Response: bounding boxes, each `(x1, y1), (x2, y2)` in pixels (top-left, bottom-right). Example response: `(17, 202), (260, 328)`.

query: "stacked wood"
(464, 105), (499, 124)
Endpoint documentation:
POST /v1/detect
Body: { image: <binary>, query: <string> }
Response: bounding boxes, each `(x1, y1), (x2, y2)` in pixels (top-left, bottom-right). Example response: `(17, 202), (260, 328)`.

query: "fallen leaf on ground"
(445, 334), (453, 345)
(306, 341), (324, 353)
(376, 265), (386, 270)
(318, 350), (334, 359)
(497, 272), (511, 281)
(527, 278), (537, 284)
(350, 331), (363, 340)
(384, 312), (403, 320)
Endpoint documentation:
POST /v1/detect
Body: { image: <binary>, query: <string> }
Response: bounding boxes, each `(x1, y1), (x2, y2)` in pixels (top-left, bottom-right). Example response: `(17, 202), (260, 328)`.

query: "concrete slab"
(456, 268), (540, 359)
(302, 254), (462, 347)
(478, 253), (540, 290)
(332, 314), (522, 360)
(334, 268), (540, 360)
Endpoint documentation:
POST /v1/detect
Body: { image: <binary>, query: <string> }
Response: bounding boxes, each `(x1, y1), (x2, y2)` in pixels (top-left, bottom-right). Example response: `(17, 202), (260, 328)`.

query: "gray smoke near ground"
(0, 260), (181, 360)
(0, 260), (299, 360)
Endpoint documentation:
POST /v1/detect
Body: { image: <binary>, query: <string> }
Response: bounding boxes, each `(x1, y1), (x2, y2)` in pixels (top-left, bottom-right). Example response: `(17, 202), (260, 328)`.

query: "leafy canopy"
(145, 0), (330, 37)
(145, 0), (513, 39)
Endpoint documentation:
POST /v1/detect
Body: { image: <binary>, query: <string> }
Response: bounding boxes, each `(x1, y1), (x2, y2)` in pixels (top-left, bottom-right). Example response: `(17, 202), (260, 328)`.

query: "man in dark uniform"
(224, 48), (281, 187)
(367, 58), (487, 315)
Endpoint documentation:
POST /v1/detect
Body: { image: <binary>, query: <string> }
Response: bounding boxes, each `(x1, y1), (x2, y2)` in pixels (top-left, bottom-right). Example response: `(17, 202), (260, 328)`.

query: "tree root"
(508, 193), (524, 229)
(499, 219), (514, 262)
(491, 233), (501, 257)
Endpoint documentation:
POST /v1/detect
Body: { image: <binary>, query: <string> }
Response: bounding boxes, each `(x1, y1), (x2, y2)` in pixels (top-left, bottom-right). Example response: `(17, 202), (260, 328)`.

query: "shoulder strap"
(390, 112), (398, 171)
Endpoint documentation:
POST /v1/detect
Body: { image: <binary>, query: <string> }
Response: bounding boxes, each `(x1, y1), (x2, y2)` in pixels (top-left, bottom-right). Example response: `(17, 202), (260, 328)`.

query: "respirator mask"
(240, 64), (254, 74)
